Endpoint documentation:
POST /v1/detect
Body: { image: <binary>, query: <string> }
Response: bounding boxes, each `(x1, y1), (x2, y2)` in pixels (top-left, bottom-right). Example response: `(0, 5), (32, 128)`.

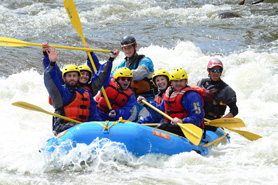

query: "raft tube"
(43, 121), (229, 156)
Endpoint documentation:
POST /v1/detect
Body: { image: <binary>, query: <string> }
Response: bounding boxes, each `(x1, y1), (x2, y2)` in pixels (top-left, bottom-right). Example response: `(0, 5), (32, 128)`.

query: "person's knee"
(54, 122), (75, 135)
(157, 122), (168, 129)
(138, 107), (149, 120)
(128, 105), (138, 122)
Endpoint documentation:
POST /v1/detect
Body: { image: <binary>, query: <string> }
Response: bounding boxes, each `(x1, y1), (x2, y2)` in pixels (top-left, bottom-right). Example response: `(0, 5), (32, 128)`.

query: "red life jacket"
(154, 91), (166, 104)
(56, 90), (91, 123)
(155, 94), (163, 104)
(164, 85), (205, 128)
(189, 84), (215, 105)
(95, 79), (133, 112)
(164, 87), (191, 122)
(187, 84), (217, 106)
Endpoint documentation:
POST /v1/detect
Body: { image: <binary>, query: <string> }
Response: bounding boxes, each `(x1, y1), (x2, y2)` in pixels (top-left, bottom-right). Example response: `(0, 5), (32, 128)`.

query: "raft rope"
(94, 117), (131, 132)
(118, 117), (131, 123)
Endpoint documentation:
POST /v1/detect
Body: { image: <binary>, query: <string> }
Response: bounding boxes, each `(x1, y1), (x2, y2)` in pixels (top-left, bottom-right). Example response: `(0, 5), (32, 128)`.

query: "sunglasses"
(119, 77), (132, 81)
(210, 69), (222, 73)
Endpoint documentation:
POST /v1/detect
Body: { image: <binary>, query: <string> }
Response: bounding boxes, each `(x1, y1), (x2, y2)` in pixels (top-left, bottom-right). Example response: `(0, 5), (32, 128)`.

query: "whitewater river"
(0, 0), (277, 184)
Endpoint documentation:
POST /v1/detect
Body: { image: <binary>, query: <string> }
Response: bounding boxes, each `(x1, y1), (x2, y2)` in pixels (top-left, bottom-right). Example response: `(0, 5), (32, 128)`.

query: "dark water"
(1, 0), (278, 77)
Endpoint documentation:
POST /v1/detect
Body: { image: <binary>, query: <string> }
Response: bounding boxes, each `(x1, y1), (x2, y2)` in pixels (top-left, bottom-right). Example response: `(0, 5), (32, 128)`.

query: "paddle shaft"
(142, 100), (201, 139)
(0, 37), (112, 53)
(142, 123), (159, 127)
(142, 100), (172, 121)
(12, 101), (81, 124)
(144, 117), (245, 128)
(43, 110), (81, 124)
(141, 105), (245, 128)
(64, 0), (112, 110)
(87, 51), (112, 110)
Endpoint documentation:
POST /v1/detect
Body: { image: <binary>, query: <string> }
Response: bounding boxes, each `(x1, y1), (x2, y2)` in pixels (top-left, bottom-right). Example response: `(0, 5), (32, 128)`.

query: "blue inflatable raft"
(44, 121), (230, 156)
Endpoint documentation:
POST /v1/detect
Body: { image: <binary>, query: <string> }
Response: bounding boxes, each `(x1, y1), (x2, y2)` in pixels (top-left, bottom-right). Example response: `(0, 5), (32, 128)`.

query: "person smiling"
(152, 69), (170, 104)
(112, 36), (155, 99)
(137, 69), (170, 123)
(78, 64), (92, 90)
(42, 42), (114, 98)
(111, 36), (155, 122)
(44, 47), (102, 135)
(138, 68), (204, 137)
(197, 58), (238, 121)
(95, 67), (136, 121)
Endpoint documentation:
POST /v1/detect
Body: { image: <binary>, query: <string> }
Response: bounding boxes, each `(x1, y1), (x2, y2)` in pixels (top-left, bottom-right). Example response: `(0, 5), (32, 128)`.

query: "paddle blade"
(227, 128), (262, 141)
(206, 118), (245, 128)
(64, 0), (84, 39)
(12, 101), (46, 113)
(0, 37), (28, 47)
(177, 123), (203, 145)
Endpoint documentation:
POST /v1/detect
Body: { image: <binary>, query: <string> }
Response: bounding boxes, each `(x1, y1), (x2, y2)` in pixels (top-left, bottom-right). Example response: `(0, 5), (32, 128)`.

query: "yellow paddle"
(64, 0), (112, 110)
(142, 100), (203, 146)
(205, 118), (245, 128)
(142, 123), (160, 127)
(205, 118), (262, 141)
(12, 101), (81, 124)
(143, 117), (245, 128)
(226, 128), (262, 141)
(0, 36), (112, 53)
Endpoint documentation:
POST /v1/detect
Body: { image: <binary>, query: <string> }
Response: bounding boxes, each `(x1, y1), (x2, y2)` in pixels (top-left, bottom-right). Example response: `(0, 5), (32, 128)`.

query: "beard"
(65, 80), (78, 88)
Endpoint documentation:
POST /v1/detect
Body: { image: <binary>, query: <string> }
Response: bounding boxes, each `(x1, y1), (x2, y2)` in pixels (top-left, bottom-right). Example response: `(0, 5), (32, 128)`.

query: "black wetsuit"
(197, 78), (238, 120)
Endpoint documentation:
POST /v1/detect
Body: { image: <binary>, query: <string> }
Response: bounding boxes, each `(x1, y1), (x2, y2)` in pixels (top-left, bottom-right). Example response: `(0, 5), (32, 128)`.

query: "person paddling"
(197, 58), (238, 123)
(138, 68), (204, 137)
(44, 47), (102, 135)
(137, 69), (170, 123)
(95, 67), (136, 121)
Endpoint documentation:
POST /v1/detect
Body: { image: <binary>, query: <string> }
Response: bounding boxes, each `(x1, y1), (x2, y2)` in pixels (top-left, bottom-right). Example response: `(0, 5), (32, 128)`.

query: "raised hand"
(46, 47), (59, 63)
